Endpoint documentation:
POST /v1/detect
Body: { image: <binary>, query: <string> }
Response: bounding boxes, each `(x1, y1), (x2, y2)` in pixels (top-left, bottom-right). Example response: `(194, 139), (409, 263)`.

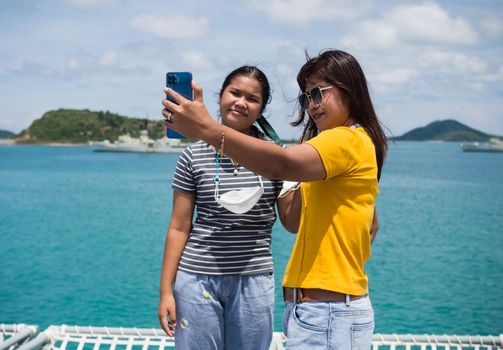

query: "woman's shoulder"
(309, 126), (374, 154)
(186, 140), (211, 151)
(307, 126), (351, 145)
(316, 126), (369, 142)
(181, 140), (216, 160)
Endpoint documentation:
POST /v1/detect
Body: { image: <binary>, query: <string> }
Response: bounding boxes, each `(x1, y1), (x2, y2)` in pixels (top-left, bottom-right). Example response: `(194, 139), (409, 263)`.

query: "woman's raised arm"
(162, 81), (325, 182)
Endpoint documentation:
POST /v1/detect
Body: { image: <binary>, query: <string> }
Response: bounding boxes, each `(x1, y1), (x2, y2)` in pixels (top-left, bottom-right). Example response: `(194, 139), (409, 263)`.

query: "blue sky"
(0, 0), (501, 138)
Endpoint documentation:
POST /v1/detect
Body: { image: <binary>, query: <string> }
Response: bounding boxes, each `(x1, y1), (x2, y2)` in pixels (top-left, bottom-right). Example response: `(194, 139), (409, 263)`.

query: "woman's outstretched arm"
(163, 81), (325, 182)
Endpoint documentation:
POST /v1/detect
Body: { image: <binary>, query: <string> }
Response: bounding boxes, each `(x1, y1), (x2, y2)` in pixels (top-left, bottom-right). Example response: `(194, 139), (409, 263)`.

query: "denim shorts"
(173, 270), (275, 350)
(283, 294), (374, 350)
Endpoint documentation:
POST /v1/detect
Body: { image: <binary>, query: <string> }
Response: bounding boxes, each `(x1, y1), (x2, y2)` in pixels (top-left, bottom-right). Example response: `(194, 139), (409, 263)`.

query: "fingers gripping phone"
(165, 72), (193, 138)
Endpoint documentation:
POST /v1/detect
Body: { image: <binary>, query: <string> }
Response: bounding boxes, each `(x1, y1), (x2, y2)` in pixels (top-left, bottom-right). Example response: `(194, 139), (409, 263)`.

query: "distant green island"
(12, 109), (166, 144)
(392, 119), (499, 142)
(0, 110), (500, 144)
(0, 129), (15, 139)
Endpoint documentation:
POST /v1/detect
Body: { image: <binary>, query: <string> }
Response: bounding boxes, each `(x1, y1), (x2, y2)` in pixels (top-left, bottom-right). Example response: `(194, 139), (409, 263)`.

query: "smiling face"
(304, 76), (353, 132)
(219, 75), (263, 134)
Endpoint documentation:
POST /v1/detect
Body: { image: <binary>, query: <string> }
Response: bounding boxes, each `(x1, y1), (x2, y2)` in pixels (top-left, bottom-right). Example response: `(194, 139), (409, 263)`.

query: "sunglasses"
(298, 86), (334, 109)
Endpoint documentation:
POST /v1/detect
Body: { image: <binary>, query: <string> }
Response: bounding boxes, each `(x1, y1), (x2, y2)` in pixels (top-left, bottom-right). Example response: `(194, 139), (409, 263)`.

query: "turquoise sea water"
(1, 142), (502, 335)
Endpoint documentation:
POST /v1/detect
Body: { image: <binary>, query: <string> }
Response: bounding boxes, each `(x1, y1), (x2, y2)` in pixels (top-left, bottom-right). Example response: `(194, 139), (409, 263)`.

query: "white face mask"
(278, 181), (301, 198)
(215, 176), (264, 214)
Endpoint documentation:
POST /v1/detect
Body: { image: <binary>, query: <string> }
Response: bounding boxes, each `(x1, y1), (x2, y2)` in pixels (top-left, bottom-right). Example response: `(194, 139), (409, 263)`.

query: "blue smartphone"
(165, 72), (193, 138)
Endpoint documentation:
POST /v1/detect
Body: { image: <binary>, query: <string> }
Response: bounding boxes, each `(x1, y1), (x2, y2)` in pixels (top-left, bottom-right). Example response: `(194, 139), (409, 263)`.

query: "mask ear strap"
(257, 115), (282, 146)
(214, 180), (220, 199)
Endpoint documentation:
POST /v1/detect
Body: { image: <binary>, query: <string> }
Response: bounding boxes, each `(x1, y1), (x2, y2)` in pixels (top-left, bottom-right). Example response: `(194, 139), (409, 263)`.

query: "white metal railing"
(0, 324), (39, 350)
(371, 334), (503, 350)
(2, 325), (501, 350)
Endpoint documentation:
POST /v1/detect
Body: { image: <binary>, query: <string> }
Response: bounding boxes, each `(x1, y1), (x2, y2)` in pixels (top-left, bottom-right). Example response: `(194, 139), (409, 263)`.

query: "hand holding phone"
(165, 72), (193, 138)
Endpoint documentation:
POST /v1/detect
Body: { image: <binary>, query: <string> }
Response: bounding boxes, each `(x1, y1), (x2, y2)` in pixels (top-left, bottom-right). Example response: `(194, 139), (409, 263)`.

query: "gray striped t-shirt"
(172, 138), (282, 275)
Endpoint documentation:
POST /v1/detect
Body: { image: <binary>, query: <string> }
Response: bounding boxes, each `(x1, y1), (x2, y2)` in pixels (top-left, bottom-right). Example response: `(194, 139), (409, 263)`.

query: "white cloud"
(459, 107), (500, 132)
(123, 41), (164, 58)
(180, 51), (214, 71)
(417, 50), (488, 75)
(99, 50), (118, 67)
(13, 61), (58, 77)
(387, 3), (479, 45)
(343, 3), (479, 49)
(476, 65), (503, 83)
(366, 49), (496, 94)
(14, 50), (148, 78)
(338, 3), (487, 91)
(479, 14), (503, 39)
(344, 22), (399, 49)
(370, 68), (418, 89)
(65, 57), (80, 71)
(64, 0), (121, 8)
(129, 14), (209, 39)
(248, 0), (372, 25)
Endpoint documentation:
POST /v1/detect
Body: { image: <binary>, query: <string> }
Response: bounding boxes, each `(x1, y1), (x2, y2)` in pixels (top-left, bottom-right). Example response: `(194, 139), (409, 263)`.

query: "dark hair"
(219, 65), (271, 115)
(292, 49), (388, 179)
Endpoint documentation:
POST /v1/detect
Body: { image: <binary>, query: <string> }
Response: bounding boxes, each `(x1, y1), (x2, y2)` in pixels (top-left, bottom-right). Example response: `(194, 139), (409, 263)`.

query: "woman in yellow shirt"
(162, 49), (387, 349)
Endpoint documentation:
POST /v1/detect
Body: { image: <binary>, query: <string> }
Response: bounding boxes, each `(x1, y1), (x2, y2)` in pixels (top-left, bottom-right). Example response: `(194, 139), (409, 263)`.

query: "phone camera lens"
(167, 75), (179, 85)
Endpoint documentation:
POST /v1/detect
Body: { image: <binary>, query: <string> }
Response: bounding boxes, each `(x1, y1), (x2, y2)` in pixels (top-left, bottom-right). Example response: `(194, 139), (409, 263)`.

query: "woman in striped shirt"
(158, 66), (297, 350)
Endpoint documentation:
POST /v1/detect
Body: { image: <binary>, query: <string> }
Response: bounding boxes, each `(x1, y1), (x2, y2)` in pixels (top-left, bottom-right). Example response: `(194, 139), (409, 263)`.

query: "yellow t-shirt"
(282, 126), (378, 295)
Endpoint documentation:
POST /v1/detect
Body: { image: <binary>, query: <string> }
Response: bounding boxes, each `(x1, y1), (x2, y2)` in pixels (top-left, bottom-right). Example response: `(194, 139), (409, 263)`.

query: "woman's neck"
(344, 117), (356, 127)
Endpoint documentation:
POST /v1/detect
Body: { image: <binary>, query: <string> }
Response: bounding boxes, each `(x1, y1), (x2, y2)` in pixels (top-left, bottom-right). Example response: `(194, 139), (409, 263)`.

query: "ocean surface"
(1, 142), (502, 335)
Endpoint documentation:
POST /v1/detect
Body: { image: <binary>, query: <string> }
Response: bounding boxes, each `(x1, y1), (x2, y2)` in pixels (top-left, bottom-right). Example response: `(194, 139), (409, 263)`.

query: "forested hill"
(393, 119), (496, 142)
(16, 109), (166, 144)
(0, 129), (15, 139)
